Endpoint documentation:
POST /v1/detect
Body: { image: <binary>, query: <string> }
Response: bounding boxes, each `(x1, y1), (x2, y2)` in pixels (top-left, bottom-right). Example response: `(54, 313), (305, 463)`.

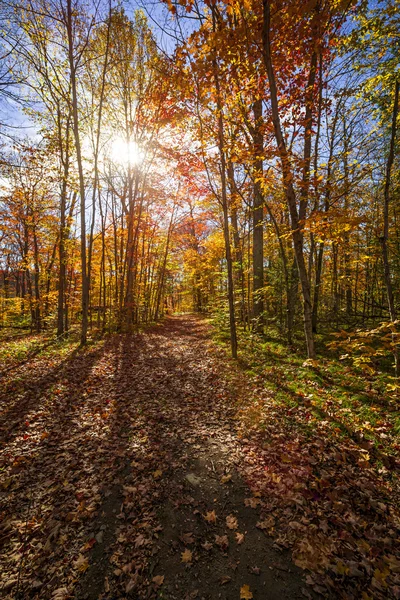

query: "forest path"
(0, 315), (310, 600)
(76, 315), (309, 600)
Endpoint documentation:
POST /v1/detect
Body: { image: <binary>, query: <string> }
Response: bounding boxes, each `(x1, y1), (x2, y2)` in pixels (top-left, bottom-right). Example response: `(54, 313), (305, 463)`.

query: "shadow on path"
(0, 316), (311, 600)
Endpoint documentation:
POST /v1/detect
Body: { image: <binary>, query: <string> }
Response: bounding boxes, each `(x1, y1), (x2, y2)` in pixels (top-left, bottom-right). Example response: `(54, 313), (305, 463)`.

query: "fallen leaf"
(51, 588), (70, 600)
(215, 534), (229, 548)
(244, 497), (260, 509)
(73, 554), (89, 573)
(236, 532), (245, 545)
(204, 510), (217, 523)
(152, 575), (165, 586)
(240, 584), (253, 599)
(226, 515), (238, 530)
(201, 541), (213, 551)
(180, 532), (195, 545)
(220, 575), (231, 585)
(221, 474), (232, 484)
(181, 548), (193, 563)
(153, 469), (163, 479)
(126, 578), (136, 593)
(256, 516), (275, 530)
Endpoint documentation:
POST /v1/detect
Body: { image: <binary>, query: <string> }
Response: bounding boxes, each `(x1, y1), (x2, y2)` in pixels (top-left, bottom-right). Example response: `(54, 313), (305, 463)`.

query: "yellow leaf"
(220, 474), (232, 484)
(152, 469), (162, 480)
(240, 584), (253, 599)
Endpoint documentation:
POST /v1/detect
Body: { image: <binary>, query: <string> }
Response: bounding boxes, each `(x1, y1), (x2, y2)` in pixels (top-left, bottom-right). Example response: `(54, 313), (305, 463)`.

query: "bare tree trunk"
(252, 99), (264, 333)
(65, 0), (88, 345)
(342, 114), (352, 318)
(154, 205), (176, 321)
(261, 0), (315, 358)
(32, 226), (41, 332)
(227, 161), (246, 327)
(57, 140), (70, 336)
(380, 80), (399, 377)
(211, 8), (237, 358)
(312, 95), (341, 332)
(87, 5), (111, 297)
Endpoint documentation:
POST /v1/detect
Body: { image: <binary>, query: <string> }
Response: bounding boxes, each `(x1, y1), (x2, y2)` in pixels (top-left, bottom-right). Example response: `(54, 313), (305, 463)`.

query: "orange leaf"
(240, 584), (253, 599)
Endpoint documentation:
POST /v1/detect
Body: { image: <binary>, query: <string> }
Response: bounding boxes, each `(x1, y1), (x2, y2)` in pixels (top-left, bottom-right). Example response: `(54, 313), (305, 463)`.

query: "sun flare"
(109, 137), (144, 166)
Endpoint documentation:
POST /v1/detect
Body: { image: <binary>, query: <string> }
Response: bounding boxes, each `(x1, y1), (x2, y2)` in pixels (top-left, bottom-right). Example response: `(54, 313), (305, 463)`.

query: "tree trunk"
(261, 0), (315, 358)
(32, 227), (41, 332)
(211, 8), (237, 358)
(252, 99), (264, 333)
(65, 0), (89, 345)
(380, 80), (399, 377)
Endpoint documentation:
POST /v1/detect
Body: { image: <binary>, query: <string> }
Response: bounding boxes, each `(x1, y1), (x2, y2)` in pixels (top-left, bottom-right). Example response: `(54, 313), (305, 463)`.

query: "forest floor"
(0, 315), (399, 600)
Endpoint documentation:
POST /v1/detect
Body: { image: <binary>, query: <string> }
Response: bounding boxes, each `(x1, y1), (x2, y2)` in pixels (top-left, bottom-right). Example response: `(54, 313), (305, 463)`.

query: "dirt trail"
(0, 315), (312, 599)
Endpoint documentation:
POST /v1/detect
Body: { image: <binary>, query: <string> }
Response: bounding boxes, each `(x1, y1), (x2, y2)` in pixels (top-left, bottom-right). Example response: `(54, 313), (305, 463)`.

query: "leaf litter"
(0, 315), (398, 599)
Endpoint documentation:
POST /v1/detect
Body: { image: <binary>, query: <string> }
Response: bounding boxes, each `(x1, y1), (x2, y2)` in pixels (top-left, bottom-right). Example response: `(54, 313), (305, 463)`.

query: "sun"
(109, 137), (144, 166)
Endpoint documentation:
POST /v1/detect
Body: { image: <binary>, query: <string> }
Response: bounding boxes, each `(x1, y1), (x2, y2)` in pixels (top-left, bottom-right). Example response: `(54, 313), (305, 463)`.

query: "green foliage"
(212, 322), (400, 467)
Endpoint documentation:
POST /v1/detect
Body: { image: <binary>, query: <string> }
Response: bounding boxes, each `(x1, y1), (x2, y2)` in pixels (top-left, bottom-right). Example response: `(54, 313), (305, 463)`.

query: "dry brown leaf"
(244, 498), (261, 509)
(204, 510), (217, 523)
(256, 516), (275, 530)
(180, 532), (195, 545)
(152, 575), (165, 586)
(215, 534), (229, 547)
(181, 548), (193, 563)
(51, 589), (70, 600)
(235, 532), (245, 545)
(226, 515), (238, 530)
(202, 541), (213, 551)
(73, 554), (89, 573)
(125, 579), (136, 594)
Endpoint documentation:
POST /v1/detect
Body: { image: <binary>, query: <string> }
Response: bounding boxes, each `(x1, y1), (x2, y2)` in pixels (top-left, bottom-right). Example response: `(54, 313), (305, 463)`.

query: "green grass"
(0, 328), (81, 372)
(211, 318), (400, 465)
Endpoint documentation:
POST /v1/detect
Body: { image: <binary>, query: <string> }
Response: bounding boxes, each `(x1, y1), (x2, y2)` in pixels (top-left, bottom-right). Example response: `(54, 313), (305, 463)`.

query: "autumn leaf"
(51, 589), (70, 600)
(180, 532), (195, 545)
(126, 578), (136, 594)
(226, 515), (238, 530)
(204, 510), (217, 523)
(221, 474), (232, 484)
(181, 548), (193, 563)
(201, 541), (213, 551)
(73, 554), (89, 573)
(244, 497), (260, 509)
(240, 584), (253, 599)
(235, 532), (245, 545)
(152, 575), (165, 586)
(81, 538), (96, 552)
(215, 534), (229, 548)
(152, 469), (163, 479)
(256, 516), (275, 530)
